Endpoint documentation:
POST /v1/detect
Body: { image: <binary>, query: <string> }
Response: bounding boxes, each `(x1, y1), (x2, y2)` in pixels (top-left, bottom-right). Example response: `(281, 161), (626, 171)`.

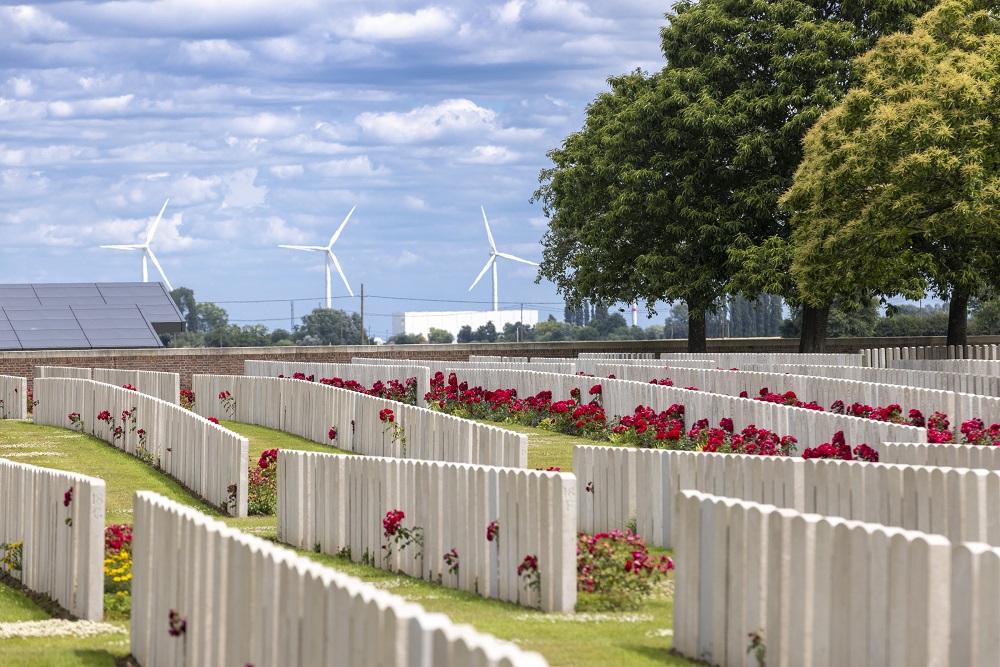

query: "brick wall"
(4, 335), (999, 390)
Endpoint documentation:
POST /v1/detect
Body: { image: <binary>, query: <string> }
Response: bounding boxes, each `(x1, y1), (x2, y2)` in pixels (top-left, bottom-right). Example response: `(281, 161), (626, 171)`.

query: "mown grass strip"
(0, 418), (695, 667)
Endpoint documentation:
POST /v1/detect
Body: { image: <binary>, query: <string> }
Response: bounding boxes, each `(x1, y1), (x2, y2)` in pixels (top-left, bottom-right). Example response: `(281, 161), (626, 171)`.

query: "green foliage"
(388, 332), (426, 345)
(294, 307), (365, 345)
(784, 0), (1000, 345)
(427, 327), (454, 344)
(535, 0), (938, 352)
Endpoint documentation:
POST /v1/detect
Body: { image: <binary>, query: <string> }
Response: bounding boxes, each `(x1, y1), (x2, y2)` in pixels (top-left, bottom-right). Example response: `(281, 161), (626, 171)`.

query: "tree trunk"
(799, 303), (830, 353)
(687, 306), (707, 353)
(946, 288), (970, 349)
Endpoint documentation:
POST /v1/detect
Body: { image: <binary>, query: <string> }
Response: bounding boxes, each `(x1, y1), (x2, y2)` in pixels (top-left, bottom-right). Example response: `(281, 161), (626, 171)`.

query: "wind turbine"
(468, 207), (538, 312)
(100, 199), (174, 292)
(279, 206), (356, 308)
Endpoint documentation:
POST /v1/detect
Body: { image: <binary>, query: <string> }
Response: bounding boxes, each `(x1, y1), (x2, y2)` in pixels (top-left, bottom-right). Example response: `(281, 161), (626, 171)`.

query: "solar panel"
(0, 282), (182, 350)
(0, 316), (21, 350)
(7, 308), (92, 349)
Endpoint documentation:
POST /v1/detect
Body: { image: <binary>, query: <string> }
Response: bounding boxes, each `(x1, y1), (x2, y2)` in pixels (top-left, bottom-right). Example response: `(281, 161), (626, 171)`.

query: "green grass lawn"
(0, 418), (694, 667)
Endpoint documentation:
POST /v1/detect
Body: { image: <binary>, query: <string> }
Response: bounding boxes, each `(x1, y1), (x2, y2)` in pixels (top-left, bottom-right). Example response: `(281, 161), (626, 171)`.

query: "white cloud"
(352, 7), (458, 41)
(395, 250), (420, 268)
(0, 98), (46, 122)
(313, 156), (387, 178)
(262, 216), (308, 244)
(0, 144), (95, 167)
(0, 169), (49, 196)
(459, 145), (520, 164)
(270, 164), (304, 179)
(180, 40), (252, 66)
(221, 168), (267, 209)
(170, 174), (221, 206)
(6, 77), (34, 97)
(231, 112), (297, 136)
(46, 95), (135, 118)
(355, 99), (497, 144)
(404, 196), (429, 211)
(492, 1), (525, 25)
(0, 6), (72, 40)
(527, 215), (548, 229)
(257, 36), (326, 65)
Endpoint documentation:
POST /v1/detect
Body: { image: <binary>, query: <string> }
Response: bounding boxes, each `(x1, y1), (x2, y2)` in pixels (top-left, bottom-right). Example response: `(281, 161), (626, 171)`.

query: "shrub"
(576, 530), (672, 611)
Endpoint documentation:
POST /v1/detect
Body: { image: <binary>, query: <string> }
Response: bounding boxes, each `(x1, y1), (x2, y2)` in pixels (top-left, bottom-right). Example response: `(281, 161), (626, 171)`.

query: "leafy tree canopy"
(535, 0), (936, 351)
(783, 0), (1000, 346)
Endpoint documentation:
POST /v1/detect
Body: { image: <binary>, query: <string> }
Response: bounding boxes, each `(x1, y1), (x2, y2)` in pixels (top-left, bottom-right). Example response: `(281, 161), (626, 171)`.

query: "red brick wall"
(3, 335), (997, 390)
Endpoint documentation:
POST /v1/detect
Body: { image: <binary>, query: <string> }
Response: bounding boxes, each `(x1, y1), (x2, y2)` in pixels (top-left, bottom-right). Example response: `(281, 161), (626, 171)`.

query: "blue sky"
(0, 1), (670, 339)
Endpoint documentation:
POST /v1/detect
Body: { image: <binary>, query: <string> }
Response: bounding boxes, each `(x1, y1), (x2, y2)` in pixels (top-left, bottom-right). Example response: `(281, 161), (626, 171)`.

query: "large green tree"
(294, 308), (365, 346)
(536, 0), (937, 352)
(783, 0), (1000, 347)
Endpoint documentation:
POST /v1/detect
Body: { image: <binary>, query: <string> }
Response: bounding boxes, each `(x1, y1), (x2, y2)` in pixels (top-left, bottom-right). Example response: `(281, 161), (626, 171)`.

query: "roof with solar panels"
(0, 282), (185, 351)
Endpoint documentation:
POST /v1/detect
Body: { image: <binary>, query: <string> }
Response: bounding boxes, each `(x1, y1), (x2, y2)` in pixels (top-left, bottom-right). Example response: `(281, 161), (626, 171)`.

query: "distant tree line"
(164, 288), (368, 348)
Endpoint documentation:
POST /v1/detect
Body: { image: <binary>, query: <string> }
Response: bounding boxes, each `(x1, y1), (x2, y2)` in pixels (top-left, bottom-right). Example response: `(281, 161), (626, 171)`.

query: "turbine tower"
(279, 206), (356, 308)
(468, 207), (538, 311)
(100, 199), (174, 291)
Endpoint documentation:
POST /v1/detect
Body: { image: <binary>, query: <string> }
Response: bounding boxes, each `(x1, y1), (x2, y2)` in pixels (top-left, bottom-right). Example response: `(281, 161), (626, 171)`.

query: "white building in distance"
(392, 310), (539, 340)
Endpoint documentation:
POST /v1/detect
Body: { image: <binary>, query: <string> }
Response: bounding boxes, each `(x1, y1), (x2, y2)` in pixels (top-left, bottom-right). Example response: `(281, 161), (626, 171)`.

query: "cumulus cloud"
(355, 99), (497, 144)
(46, 95), (135, 118)
(180, 39), (252, 66)
(352, 7), (458, 41)
(492, 1), (525, 25)
(5, 77), (34, 97)
(270, 164), (304, 179)
(312, 156), (388, 178)
(262, 216), (308, 244)
(0, 6), (72, 41)
(221, 168), (267, 209)
(231, 112), (298, 136)
(395, 250), (420, 268)
(404, 196), (429, 211)
(459, 145), (520, 164)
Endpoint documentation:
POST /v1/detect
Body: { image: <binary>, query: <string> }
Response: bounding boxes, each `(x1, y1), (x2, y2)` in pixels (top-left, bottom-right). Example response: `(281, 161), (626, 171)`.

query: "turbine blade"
(101, 245), (141, 250)
(481, 207), (496, 251)
(146, 249), (173, 292)
(278, 245), (324, 251)
(329, 251), (353, 297)
(469, 257), (494, 291)
(145, 199), (169, 245)
(328, 205), (356, 248)
(496, 252), (539, 266)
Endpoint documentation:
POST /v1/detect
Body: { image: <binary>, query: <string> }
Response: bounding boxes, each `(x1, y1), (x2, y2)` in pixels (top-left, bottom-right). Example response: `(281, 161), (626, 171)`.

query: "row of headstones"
(441, 367), (925, 450)
(742, 362), (1000, 397)
(573, 444), (1000, 549)
(605, 376), (925, 449)
(244, 360), (431, 408)
(434, 359), (580, 375)
(660, 351), (865, 367)
(0, 458), (105, 620)
(192, 374), (528, 468)
(131, 491), (550, 667)
(674, 490), (1000, 667)
(277, 450), (576, 612)
(34, 365), (180, 404)
(863, 344), (1000, 367)
(893, 357), (1000, 375)
(0, 374), (27, 419)
(595, 363), (1000, 427)
(33, 377), (249, 516)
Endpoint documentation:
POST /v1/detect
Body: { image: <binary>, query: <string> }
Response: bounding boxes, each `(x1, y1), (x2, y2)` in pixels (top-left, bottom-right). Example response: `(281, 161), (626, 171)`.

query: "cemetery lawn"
(0, 419), (695, 667)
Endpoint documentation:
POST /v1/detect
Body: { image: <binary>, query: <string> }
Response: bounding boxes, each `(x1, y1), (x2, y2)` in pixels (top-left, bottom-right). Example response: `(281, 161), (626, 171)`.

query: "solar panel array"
(0, 282), (185, 351)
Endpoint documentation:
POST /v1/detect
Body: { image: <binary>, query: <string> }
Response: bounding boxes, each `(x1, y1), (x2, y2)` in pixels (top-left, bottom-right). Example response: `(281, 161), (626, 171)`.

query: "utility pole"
(359, 283), (365, 345)
(290, 300), (294, 332)
(518, 303), (523, 343)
